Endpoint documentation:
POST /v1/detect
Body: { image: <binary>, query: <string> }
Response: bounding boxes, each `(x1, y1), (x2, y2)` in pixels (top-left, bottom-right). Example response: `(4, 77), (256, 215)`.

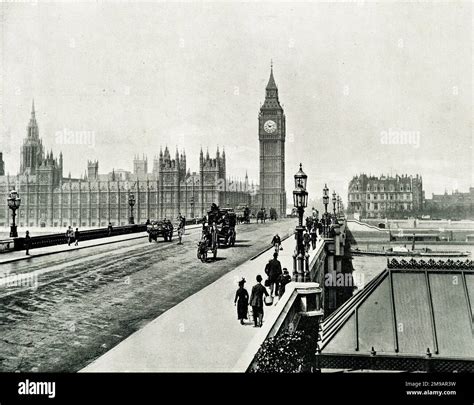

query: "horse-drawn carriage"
(235, 205), (251, 224)
(269, 207), (278, 221)
(197, 223), (218, 262)
(208, 207), (237, 247)
(147, 220), (174, 242)
(256, 208), (267, 223)
(197, 205), (237, 262)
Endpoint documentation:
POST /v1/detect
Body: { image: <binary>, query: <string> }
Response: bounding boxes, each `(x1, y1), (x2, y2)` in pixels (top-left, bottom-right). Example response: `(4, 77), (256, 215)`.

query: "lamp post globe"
(7, 189), (21, 238)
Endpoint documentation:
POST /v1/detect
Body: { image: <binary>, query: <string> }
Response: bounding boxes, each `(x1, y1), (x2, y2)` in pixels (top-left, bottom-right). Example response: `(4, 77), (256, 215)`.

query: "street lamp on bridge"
(292, 163), (309, 282)
(336, 194), (341, 215)
(322, 184), (329, 237)
(128, 192), (136, 225)
(332, 191), (337, 216)
(7, 189), (21, 238)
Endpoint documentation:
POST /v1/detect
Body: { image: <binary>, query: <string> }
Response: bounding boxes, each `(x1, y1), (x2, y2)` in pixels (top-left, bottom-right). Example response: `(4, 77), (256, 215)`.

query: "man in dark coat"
(303, 231), (310, 252)
(310, 224), (317, 249)
(265, 252), (282, 297)
(74, 228), (80, 246)
(25, 230), (31, 256)
(271, 234), (282, 252)
(249, 275), (269, 327)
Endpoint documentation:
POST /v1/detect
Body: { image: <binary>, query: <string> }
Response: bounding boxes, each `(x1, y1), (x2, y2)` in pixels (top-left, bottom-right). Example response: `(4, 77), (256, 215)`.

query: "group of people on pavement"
(233, 236), (292, 327)
(66, 226), (80, 246)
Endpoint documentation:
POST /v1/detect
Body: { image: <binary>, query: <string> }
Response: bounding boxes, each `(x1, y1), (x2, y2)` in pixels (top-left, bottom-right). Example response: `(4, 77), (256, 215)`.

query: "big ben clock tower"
(258, 63), (286, 217)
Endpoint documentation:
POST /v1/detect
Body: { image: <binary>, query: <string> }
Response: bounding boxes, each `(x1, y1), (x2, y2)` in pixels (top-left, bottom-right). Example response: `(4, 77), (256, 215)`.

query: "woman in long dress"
(234, 278), (249, 325)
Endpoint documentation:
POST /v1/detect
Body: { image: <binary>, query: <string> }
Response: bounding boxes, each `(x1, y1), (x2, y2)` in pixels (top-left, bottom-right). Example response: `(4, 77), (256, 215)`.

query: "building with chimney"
(347, 173), (424, 219)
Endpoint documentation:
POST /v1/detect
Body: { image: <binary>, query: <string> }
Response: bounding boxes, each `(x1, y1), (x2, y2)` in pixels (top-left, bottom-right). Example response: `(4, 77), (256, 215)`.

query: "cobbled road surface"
(0, 219), (293, 372)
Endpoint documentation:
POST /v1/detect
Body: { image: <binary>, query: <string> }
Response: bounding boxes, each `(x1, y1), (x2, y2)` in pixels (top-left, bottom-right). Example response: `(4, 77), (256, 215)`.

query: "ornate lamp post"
(323, 184), (329, 237)
(7, 189), (21, 238)
(332, 191), (337, 216)
(336, 195), (341, 215)
(128, 192), (135, 224)
(292, 164), (309, 282)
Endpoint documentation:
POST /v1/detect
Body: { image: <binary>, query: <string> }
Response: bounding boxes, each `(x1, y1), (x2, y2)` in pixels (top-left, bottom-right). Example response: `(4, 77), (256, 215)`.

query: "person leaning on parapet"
(278, 268), (292, 298)
(265, 252), (282, 298)
(108, 222), (113, 236)
(25, 230), (31, 256)
(249, 275), (268, 328)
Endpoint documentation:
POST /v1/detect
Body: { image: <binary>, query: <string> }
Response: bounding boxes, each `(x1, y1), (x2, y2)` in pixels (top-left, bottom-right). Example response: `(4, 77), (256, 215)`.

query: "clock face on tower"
(264, 120), (277, 134)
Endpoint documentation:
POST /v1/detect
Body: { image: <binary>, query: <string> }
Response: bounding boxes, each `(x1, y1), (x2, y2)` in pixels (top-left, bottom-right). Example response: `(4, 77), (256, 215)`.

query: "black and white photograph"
(0, 0), (473, 402)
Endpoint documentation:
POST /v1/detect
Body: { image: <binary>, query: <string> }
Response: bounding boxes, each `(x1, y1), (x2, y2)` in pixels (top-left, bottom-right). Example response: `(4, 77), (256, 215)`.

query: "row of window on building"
(349, 193), (413, 201)
(352, 184), (412, 192)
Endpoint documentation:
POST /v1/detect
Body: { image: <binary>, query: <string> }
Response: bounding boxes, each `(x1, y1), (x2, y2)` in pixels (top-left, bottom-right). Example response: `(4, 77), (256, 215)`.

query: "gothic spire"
(266, 61), (277, 90)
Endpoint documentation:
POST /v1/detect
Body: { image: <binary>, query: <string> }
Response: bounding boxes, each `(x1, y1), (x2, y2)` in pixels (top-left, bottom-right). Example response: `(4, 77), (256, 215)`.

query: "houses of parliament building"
(0, 66), (287, 229)
(0, 102), (254, 229)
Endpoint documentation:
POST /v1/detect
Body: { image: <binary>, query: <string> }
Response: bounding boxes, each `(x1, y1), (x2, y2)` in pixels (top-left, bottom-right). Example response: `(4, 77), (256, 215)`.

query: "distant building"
(347, 173), (424, 219)
(0, 102), (253, 228)
(0, 153), (4, 176)
(424, 188), (474, 219)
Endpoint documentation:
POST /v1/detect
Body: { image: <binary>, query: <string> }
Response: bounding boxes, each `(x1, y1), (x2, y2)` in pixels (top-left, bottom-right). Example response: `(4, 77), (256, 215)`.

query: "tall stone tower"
(20, 100), (44, 175)
(87, 160), (99, 180)
(258, 63), (286, 217)
(133, 154), (148, 176)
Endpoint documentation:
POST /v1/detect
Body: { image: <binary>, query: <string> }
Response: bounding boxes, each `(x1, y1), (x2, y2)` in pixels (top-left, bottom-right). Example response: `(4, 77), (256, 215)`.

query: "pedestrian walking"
(249, 275), (269, 327)
(108, 222), (113, 236)
(278, 268), (292, 298)
(66, 226), (73, 246)
(25, 230), (31, 256)
(234, 278), (249, 325)
(264, 252), (282, 298)
(303, 230), (310, 252)
(271, 233), (282, 253)
(310, 224), (317, 249)
(74, 228), (80, 246)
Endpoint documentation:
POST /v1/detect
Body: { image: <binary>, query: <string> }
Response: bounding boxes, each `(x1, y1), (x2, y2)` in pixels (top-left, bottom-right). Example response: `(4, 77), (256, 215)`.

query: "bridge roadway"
(0, 219), (294, 372)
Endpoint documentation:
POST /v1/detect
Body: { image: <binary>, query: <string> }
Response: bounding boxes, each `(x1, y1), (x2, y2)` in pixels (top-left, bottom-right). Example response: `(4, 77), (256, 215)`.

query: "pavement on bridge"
(0, 225), (201, 265)
(81, 234), (299, 372)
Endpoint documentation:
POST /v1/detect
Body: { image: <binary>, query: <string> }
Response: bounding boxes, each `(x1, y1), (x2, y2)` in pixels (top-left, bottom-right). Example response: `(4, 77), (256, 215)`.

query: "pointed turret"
(266, 60), (277, 90)
(261, 61), (282, 110)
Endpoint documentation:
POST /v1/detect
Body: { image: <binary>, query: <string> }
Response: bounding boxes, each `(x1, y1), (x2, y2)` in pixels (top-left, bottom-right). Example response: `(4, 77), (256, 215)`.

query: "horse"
(256, 209), (266, 224)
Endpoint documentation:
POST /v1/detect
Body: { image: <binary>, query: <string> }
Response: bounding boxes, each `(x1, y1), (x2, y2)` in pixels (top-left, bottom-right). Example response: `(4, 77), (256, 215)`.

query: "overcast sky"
(1, 1), (472, 200)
